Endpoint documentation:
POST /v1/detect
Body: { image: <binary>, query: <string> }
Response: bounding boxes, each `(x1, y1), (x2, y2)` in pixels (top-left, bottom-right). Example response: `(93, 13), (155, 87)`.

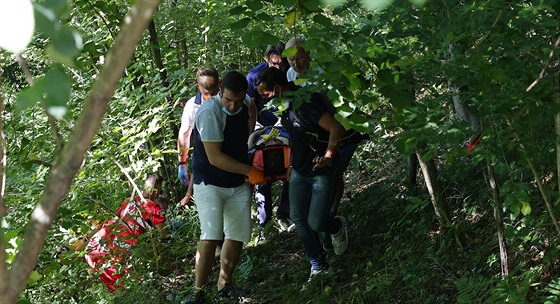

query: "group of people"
(84, 37), (364, 302)
(179, 37), (363, 303)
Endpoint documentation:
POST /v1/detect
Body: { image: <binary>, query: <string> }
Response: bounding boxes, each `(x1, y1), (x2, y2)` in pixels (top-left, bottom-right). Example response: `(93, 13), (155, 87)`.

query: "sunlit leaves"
(285, 10), (300, 27)
(321, 0), (346, 8)
(0, 0), (35, 54)
(43, 66), (72, 119)
(46, 25), (83, 66)
(15, 65), (72, 119)
(34, 0), (82, 66)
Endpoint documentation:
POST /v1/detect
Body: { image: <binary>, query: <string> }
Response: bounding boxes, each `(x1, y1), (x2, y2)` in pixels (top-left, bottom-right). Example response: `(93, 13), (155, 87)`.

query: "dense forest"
(0, 0), (559, 303)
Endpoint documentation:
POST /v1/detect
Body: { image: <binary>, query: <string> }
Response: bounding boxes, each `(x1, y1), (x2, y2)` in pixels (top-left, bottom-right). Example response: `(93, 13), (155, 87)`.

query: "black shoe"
(216, 283), (249, 299)
(184, 288), (205, 304)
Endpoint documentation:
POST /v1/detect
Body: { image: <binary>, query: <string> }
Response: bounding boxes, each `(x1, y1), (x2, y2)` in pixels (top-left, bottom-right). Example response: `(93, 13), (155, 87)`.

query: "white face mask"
(221, 105), (243, 116)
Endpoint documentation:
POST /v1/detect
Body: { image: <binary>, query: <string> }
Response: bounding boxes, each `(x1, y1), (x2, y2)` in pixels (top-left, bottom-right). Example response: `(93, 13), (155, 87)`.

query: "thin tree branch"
(4, 1), (162, 302)
(526, 35), (560, 92)
(505, 116), (560, 235)
(15, 54), (64, 151)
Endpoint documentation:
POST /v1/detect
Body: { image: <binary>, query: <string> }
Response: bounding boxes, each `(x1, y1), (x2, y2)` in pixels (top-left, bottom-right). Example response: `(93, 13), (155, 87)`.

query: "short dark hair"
(256, 67), (289, 90)
(196, 67), (219, 82)
(221, 71), (248, 94)
(265, 42), (286, 58)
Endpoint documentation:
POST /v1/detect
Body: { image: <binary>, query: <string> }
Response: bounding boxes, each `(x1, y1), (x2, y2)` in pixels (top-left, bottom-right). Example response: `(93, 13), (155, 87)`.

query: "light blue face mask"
(221, 105), (243, 116)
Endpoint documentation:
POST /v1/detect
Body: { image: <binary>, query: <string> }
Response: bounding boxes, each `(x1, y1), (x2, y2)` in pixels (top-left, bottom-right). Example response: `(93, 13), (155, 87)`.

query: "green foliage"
(1, 0), (559, 302)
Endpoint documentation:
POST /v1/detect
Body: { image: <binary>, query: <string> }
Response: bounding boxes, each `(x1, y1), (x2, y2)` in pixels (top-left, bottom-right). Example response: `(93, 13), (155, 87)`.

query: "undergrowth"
(53, 141), (559, 303)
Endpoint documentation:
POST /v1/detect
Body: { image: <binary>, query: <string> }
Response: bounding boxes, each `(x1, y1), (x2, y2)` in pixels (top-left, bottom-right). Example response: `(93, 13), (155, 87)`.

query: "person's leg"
(195, 240), (219, 288)
(193, 183), (225, 288)
(217, 239), (243, 289)
(220, 184), (251, 289)
(329, 142), (358, 214)
(289, 170), (324, 270)
(307, 172), (339, 235)
(255, 184), (272, 229)
(276, 180), (290, 219)
(323, 143), (358, 249)
(330, 172), (344, 214)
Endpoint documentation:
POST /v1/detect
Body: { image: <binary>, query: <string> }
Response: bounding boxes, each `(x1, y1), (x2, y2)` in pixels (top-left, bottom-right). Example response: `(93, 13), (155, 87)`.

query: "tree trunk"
(415, 151), (452, 227)
(486, 161), (509, 277)
(556, 92), (560, 195)
(0, 1), (162, 303)
(148, 19), (169, 89)
(170, 0), (189, 68)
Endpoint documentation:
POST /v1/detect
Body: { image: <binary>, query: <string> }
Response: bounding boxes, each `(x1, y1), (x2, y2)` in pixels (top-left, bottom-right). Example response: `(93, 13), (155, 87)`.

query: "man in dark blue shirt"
(256, 67), (349, 286)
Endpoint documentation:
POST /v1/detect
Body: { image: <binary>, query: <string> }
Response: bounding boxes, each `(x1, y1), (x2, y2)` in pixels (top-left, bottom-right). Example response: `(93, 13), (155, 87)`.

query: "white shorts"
(193, 182), (252, 242)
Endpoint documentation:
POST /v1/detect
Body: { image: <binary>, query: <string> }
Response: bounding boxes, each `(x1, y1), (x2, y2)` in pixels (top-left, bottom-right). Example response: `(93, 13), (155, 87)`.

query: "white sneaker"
(277, 219), (291, 232)
(287, 222), (297, 233)
(331, 216), (348, 255)
(302, 264), (333, 291)
(308, 264), (332, 281)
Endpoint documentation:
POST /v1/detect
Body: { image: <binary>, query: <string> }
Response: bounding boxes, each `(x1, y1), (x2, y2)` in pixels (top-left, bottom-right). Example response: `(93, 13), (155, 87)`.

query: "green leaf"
(284, 10), (300, 28)
(520, 201), (531, 216)
(43, 66), (72, 119)
(320, 0), (346, 8)
(44, 0), (72, 15)
(230, 18), (251, 30)
(274, 0), (296, 9)
(509, 201), (521, 220)
(27, 270), (43, 286)
(0, 0), (35, 53)
(301, 0), (322, 12)
(359, 0), (394, 11)
(246, 0), (263, 11)
(33, 3), (58, 36)
(282, 46), (298, 58)
(46, 25), (83, 65)
(15, 82), (44, 112)
(229, 5), (247, 15)
(313, 14), (332, 27)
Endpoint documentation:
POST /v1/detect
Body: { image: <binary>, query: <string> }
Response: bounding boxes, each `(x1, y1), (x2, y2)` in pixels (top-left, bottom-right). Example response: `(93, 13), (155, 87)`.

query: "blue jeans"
(289, 169), (340, 270)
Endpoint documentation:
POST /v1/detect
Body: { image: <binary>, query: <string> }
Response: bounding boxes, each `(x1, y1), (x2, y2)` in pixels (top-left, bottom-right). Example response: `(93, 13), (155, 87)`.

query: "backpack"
(248, 126), (291, 181)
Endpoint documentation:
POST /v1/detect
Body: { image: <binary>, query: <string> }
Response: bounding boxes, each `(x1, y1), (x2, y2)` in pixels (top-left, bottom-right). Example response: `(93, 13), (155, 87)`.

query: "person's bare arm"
(249, 97), (257, 132)
(313, 112), (345, 171)
(177, 125), (193, 162)
(203, 141), (253, 176)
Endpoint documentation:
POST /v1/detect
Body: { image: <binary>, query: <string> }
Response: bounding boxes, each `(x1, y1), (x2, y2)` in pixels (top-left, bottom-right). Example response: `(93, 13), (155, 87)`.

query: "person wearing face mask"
(178, 67), (258, 207)
(246, 43), (294, 240)
(247, 42), (288, 127)
(183, 71), (266, 304)
(256, 67), (349, 287)
(285, 37), (364, 252)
